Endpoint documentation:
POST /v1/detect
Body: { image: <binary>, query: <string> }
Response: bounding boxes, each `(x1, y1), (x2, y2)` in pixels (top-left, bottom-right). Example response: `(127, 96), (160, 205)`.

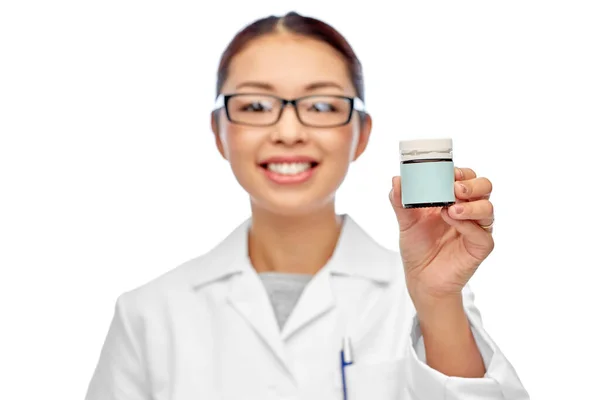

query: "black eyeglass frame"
(213, 93), (367, 128)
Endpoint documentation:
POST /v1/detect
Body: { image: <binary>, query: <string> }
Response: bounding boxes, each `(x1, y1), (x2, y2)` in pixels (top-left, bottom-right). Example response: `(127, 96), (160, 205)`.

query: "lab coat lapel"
(281, 215), (393, 341)
(189, 218), (294, 379)
(226, 269), (294, 378)
(280, 265), (335, 341)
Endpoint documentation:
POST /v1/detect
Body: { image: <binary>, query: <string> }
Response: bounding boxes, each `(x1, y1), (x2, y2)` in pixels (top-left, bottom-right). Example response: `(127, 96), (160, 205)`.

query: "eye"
(308, 101), (337, 112)
(240, 101), (273, 112)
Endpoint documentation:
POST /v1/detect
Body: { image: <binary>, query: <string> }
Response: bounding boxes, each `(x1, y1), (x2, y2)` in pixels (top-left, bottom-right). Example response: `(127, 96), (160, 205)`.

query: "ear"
(352, 113), (372, 161)
(211, 111), (228, 160)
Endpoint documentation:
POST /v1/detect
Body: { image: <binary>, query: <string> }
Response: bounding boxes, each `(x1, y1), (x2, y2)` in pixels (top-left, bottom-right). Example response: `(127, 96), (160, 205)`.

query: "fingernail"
(455, 167), (464, 180)
(453, 204), (464, 214)
(459, 183), (467, 194)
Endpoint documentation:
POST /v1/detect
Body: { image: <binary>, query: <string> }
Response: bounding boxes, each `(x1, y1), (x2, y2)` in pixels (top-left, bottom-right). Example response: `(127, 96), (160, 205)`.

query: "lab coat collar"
(188, 218), (253, 290)
(189, 214), (394, 289)
(326, 214), (393, 283)
(186, 214), (395, 381)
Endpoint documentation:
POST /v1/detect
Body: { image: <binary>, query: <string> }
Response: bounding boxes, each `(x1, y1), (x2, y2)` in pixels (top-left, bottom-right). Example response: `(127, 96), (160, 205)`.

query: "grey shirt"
(258, 272), (313, 330)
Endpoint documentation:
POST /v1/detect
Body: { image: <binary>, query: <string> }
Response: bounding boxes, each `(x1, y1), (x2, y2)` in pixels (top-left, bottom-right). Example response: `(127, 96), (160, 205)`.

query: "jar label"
(400, 161), (455, 206)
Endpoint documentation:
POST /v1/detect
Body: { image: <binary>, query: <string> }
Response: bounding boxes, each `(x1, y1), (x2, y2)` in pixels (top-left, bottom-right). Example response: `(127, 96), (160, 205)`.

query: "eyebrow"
(234, 81), (345, 92)
(235, 81), (274, 91)
(304, 81), (345, 92)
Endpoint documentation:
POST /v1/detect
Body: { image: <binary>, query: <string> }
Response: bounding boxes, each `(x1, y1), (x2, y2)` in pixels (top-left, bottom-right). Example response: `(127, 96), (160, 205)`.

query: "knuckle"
(464, 202), (474, 215)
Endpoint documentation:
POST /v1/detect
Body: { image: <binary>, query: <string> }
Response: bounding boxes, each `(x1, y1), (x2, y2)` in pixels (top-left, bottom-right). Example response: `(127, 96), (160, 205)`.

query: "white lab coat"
(85, 215), (529, 400)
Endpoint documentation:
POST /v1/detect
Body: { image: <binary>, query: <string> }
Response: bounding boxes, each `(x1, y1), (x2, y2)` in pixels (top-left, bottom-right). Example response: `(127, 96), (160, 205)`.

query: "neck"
(248, 203), (343, 275)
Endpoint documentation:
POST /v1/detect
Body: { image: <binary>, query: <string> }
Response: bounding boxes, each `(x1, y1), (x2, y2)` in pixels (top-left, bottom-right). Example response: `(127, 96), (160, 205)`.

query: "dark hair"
(215, 11), (365, 102)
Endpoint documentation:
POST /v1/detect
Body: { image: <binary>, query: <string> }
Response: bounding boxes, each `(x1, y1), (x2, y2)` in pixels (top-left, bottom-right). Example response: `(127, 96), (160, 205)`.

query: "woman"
(85, 11), (529, 400)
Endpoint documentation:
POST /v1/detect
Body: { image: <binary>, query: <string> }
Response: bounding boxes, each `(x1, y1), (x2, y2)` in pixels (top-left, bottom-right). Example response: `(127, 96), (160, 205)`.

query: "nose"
(270, 103), (307, 144)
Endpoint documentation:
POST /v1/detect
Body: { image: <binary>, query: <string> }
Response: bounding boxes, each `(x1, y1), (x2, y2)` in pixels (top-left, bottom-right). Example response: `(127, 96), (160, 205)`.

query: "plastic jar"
(399, 138), (456, 208)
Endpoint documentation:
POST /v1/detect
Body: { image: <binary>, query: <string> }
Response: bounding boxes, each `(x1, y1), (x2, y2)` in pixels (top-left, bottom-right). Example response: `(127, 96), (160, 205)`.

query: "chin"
(239, 168), (342, 217)
(250, 194), (335, 218)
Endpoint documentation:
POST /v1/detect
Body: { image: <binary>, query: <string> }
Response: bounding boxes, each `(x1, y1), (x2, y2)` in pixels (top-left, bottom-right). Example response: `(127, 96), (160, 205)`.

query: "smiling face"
(212, 32), (372, 217)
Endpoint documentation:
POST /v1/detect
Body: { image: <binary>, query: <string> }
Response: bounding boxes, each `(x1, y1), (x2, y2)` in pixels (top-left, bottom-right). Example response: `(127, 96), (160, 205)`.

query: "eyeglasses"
(213, 93), (366, 128)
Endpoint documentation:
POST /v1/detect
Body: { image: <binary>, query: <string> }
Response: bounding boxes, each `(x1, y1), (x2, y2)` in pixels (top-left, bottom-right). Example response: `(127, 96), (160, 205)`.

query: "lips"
(258, 155), (320, 169)
(257, 155), (320, 184)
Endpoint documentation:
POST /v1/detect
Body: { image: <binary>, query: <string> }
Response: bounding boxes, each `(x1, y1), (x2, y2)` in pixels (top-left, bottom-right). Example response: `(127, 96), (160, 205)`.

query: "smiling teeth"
(267, 162), (312, 175)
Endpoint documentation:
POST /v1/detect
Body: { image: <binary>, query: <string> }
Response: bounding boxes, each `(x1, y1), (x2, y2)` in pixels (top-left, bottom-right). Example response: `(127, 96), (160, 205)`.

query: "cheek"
(320, 127), (359, 161)
(221, 126), (253, 158)
(220, 126), (262, 175)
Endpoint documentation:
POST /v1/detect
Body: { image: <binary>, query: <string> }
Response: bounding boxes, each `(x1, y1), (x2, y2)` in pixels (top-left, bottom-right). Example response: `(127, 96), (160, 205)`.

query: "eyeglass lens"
(226, 94), (352, 126)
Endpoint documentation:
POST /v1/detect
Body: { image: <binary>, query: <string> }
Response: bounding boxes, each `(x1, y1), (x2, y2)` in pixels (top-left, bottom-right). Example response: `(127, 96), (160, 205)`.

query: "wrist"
(413, 293), (465, 323)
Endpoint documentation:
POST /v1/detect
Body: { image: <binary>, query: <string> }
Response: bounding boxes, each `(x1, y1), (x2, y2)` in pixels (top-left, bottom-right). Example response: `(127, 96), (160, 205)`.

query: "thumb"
(389, 176), (420, 231)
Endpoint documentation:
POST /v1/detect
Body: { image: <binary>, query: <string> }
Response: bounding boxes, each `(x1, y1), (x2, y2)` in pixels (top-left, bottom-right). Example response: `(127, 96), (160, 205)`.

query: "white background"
(1, 1), (599, 398)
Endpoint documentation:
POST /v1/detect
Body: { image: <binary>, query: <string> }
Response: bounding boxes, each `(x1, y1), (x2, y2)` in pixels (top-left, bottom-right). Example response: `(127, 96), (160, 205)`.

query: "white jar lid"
(399, 138), (453, 161)
(399, 138), (453, 153)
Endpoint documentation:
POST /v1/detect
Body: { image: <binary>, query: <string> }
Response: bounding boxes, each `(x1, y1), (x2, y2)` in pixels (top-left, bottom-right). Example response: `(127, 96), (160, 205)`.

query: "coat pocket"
(341, 358), (409, 400)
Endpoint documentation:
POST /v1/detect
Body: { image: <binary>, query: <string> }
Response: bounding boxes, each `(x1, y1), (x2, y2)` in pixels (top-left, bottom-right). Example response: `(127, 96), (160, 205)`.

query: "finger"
(440, 208), (495, 259)
(454, 177), (493, 201)
(390, 176), (421, 231)
(447, 199), (494, 226)
(455, 167), (477, 181)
